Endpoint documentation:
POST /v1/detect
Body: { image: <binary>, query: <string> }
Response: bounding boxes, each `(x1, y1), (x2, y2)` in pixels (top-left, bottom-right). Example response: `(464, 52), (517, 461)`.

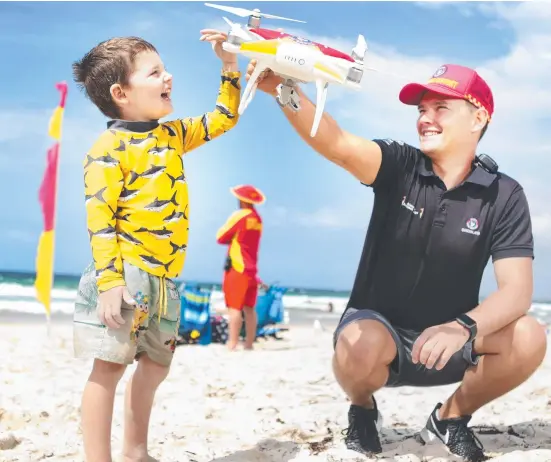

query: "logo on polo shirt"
(382, 139), (404, 146)
(461, 218), (481, 236)
(401, 196), (424, 218)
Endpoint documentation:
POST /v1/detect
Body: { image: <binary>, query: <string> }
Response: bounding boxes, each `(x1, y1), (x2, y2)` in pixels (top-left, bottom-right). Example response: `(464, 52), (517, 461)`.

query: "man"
(245, 60), (546, 461)
(216, 184), (265, 351)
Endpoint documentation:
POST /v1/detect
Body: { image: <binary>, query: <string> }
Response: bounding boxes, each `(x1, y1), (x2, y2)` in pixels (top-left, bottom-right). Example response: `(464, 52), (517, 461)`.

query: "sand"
(1, 321), (551, 462)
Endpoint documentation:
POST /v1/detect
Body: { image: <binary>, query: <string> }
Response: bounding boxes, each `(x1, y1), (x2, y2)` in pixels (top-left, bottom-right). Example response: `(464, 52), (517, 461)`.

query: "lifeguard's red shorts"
(223, 268), (258, 310)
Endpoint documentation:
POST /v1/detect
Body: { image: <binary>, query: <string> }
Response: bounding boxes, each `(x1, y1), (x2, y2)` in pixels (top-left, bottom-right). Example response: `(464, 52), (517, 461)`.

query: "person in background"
(216, 184), (265, 350)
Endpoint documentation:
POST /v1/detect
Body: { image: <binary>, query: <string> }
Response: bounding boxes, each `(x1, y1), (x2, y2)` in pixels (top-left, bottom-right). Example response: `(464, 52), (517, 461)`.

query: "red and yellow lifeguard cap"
(399, 64), (494, 122)
(230, 184), (266, 205)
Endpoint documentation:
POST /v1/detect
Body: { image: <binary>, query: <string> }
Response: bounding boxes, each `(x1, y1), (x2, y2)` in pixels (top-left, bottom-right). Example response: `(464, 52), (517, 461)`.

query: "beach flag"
(34, 82), (68, 319)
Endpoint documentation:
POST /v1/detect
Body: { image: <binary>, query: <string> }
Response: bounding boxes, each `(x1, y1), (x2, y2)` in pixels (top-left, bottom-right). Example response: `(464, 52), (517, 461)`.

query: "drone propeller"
(205, 3), (306, 23)
(222, 16), (254, 41)
(351, 34), (368, 61)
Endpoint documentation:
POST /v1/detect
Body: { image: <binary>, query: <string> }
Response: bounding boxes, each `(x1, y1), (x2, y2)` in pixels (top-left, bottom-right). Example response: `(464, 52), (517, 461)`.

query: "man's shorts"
(73, 261), (181, 367)
(333, 307), (482, 388)
(223, 267), (258, 310)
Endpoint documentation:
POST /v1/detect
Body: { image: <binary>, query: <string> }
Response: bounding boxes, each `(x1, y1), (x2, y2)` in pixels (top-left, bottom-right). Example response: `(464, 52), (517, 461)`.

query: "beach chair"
(243, 285), (288, 340)
(177, 283), (213, 345)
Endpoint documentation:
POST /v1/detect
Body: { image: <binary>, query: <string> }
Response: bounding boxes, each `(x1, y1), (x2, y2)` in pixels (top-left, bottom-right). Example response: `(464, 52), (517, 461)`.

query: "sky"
(0, 1), (549, 298)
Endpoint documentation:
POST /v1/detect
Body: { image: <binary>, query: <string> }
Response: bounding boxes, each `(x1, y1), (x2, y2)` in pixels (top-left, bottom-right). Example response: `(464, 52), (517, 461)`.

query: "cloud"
(413, 1), (478, 17)
(520, 177), (551, 247)
(272, 2), (551, 244)
(0, 109), (50, 143)
(0, 105), (103, 169)
(1, 229), (36, 244)
(263, 193), (372, 231)
(533, 214), (551, 246)
(267, 205), (363, 229)
(201, 4), (551, 246)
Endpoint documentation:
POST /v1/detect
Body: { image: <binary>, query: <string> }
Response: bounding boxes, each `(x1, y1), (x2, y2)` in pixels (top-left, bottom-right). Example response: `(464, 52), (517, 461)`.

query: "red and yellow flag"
(34, 82), (68, 318)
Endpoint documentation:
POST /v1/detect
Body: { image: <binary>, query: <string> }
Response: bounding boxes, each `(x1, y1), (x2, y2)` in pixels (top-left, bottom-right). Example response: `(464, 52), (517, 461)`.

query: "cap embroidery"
(433, 65), (447, 78)
(466, 93), (492, 122)
(428, 77), (459, 89)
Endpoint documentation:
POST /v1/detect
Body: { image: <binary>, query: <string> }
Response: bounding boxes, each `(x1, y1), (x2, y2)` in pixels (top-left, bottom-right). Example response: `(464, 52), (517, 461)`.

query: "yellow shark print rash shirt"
(84, 71), (241, 293)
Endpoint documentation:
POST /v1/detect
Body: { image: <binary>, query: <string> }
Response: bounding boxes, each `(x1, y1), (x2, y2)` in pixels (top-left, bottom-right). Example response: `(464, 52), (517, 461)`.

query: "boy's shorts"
(223, 267), (258, 310)
(73, 261), (181, 367)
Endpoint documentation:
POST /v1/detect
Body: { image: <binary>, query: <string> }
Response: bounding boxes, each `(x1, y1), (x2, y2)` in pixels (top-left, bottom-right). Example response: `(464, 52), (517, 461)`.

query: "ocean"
(1, 270), (551, 327)
(0, 270), (352, 322)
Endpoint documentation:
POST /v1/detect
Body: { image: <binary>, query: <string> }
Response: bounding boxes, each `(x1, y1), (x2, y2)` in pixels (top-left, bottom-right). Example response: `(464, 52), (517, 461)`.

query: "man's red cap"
(230, 184), (266, 205)
(399, 64), (494, 121)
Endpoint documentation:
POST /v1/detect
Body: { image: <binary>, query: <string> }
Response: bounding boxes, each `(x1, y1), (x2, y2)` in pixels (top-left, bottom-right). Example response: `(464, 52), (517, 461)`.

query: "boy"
(72, 31), (241, 462)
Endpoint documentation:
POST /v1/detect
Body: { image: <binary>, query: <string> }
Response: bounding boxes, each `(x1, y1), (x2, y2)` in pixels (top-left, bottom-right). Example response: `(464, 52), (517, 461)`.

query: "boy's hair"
(72, 37), (158, 119)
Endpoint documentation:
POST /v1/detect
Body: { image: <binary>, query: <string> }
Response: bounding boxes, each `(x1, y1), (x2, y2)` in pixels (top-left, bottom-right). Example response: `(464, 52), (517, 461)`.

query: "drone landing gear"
(276, 78), (328, 137)
(276, 79), (300, 111)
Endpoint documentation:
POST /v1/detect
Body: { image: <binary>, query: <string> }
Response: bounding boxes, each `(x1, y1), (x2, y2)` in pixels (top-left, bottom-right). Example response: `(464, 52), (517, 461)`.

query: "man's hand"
(98, 285), (135, 329)
(245, 59), (283, 97)
(199, 29), (238, 69)
(411, 322), (470, 370)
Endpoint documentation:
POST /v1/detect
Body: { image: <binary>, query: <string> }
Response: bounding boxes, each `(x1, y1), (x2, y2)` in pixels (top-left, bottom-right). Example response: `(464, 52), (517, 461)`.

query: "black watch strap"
(455, 314), (477, 342)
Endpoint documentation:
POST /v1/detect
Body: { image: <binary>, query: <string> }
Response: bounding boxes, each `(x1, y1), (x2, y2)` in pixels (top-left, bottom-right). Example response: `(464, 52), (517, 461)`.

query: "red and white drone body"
(205, 3), (370, 137)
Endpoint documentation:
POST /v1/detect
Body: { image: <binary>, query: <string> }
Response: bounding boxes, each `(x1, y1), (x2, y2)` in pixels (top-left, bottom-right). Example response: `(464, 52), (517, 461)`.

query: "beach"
(2, 312), (551, 462)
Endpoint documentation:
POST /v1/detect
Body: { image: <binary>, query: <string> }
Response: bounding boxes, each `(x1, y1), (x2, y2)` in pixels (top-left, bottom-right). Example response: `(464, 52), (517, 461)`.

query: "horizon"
(0, 268), (350, 293)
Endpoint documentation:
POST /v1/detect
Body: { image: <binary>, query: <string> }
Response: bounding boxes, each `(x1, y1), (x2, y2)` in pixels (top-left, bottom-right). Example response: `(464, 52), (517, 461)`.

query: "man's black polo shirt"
(347, 139), (534, 331)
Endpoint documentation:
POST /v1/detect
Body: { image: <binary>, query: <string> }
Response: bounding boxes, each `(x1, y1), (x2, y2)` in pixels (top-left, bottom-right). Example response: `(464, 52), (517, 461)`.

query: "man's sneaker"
(342, 398), (383, 456)
(419, 402), (488, 462)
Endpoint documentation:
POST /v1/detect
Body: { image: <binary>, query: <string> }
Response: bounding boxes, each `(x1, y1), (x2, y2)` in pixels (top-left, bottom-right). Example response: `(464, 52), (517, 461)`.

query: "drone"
(205, 3), (371, 137)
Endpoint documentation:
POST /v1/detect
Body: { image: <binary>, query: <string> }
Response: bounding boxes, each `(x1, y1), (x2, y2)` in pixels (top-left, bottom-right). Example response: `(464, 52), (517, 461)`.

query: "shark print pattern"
(166, 172), (186, 188)
(143, 192), (179, 212)
(88, 225), (117, 240)
(129, 132), (157, 145)
(84, 153), (119, 169)
(135, 226), (174, 239)
(128, 165), (166, 185)
(169, 242), (187, 255)
(83, 70), (241, 292)
(147, 144), (176, 156)
(215, 103), (235, 119)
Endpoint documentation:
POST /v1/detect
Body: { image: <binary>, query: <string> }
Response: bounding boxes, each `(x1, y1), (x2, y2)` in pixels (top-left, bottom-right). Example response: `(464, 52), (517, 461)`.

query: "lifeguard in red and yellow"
(216, 184), (265, 350)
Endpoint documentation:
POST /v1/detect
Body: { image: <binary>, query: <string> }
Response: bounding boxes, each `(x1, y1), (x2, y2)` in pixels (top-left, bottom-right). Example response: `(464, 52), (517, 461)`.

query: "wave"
(0, 283), (348, 315)
(0, 283), (76, 300)
(1, 283), (550, 321)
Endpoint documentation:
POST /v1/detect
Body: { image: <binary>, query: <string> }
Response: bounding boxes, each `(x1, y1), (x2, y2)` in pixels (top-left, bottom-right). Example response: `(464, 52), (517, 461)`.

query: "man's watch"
(455, 314), (478, 342)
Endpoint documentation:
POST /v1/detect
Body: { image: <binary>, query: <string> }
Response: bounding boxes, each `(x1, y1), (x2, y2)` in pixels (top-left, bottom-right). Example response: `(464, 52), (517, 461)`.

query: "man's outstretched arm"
(279, 86), (383, 185)
(246, 62), (383, 186)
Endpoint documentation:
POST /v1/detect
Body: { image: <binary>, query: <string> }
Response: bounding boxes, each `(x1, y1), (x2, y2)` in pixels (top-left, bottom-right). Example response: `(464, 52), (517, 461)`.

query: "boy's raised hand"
(200, 29), (238, 66)
(98, 285), (135, 329)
